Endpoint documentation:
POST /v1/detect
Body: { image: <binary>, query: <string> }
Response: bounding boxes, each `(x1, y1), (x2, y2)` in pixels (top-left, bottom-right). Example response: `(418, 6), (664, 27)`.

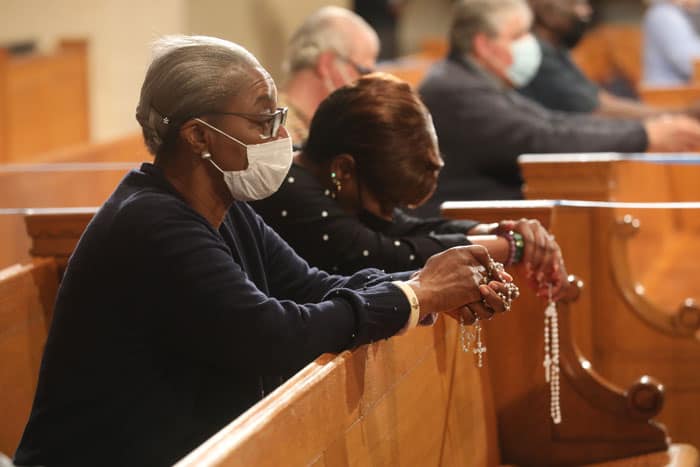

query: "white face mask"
(195, 118), (293, 201)
(506, 34), (542, 88)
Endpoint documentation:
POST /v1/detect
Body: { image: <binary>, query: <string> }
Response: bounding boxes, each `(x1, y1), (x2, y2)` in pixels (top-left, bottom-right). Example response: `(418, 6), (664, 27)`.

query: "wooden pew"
(638, 85), (700, 108)
(376, 57), (435, 88)
(572, 25), (642, 92)
(28, 132), (148, 164)
(519, 153), (700, 202)
(417, 37), (448, 61)
(444, 200), (700, 453)
(0, 39), (89, 163)
(18, 209), (699, 466)
(0, 258), (59, 455)
(0, 162), (138, 269)
(374, 37), (449, 88)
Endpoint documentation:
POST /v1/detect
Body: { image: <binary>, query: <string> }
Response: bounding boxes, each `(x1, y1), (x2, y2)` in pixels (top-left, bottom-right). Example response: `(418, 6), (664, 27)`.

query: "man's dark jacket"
(416, 53), (648, 215)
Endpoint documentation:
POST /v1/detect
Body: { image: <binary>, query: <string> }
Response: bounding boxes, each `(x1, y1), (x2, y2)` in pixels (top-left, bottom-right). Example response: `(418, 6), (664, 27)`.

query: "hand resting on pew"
(645, 113), (700, 151)
(404, 244), (516, 325)
(468, 217), (568, 301)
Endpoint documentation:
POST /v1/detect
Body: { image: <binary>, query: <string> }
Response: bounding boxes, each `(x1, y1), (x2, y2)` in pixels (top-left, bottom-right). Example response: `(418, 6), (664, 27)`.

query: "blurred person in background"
(521, 0), (700, 118)
(644, 0), (700, 85)
(281, 6), (378, 145)
(414, 0), (700, 212)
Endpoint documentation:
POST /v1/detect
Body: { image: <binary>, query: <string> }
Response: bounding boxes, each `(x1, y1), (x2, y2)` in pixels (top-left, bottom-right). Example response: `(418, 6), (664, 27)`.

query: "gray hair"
(136, 35), (262, 156)
(450, 0), (532, 55)
(283, 6), (376, 74)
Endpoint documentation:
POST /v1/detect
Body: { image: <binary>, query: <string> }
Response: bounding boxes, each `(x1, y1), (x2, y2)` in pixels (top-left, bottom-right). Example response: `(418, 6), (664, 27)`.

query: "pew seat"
(0, 259), (59, 455)
(18, 209), (698, 466)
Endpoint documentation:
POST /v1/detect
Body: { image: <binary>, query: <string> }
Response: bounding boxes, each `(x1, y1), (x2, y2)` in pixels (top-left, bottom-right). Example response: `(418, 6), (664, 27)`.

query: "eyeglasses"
(337, 55), (375, 76)
(207, 107), (288, 138)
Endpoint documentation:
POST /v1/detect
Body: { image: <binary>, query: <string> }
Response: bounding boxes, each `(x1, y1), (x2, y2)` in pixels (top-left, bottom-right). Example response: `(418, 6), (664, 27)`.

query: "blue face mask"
(506, 34), (543, 87)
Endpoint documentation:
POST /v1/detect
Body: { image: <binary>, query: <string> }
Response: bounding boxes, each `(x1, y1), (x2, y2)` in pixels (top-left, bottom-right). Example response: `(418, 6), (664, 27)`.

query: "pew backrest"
(443, 200), (700, 451)
(0, 162), (136, 270)
(0, 258), (59, 455)
(18, 208), (680, 466)
(572, 25), (642, 91)
(0, 40), (89, 163)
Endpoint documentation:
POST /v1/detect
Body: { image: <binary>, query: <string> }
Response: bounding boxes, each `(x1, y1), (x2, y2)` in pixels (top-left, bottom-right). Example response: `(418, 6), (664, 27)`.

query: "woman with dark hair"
(252, 73), (567, 296)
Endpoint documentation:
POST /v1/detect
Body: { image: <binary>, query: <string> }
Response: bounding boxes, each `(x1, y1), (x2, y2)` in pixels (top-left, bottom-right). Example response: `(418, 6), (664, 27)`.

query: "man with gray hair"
(281, 6), (379, 144)
(416, 0), (700, 212)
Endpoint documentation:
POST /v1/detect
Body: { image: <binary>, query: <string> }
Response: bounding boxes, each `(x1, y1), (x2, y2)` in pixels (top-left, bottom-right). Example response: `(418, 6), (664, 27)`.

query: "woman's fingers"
(515, 220), (536, 267)
(466, 300), (495, 321)
(529, 221), (549, 274)
(447, 306), (477, 325)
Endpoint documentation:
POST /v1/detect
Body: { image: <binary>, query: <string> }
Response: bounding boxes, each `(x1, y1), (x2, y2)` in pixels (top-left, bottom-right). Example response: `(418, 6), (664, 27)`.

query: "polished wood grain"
(519, 154), (700, 201)
(0, 258), (59, 455)
(444, 200), (700, 453)
(0, 161), (137, 270)
(572, 25), (642, 91)
(17, 209), (692, 466)
(638, 85), (700, 109)
(0, 39), (89, 163)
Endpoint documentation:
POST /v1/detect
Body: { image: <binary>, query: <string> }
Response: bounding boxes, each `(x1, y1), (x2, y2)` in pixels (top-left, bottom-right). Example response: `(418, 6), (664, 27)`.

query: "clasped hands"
(405, 219), (569, 325)
(498, 218), (568, 301)
(405, 245), (518, 325)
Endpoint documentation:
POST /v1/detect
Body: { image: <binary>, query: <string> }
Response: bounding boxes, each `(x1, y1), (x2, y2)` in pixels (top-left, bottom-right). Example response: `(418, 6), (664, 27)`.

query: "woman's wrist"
(493, 228), (525, 266)
(392, 280), (423, 334)
(465, 235), (510, 264)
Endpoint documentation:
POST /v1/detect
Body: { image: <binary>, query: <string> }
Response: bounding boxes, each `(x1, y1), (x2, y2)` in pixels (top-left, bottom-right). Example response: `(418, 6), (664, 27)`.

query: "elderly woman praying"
(14, 36), (517, 467)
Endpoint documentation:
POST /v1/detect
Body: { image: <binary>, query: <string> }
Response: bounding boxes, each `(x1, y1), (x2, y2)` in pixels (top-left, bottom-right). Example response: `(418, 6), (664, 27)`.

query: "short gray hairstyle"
(450, 0), (531, 55)
(136, 35), (262, 156)
(283, 6), (376, 74)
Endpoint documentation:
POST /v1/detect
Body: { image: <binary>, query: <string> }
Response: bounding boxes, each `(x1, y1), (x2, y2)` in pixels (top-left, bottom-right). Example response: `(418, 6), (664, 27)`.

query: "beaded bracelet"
(512, 231), (525, 264)
(495, 229), (525, 266)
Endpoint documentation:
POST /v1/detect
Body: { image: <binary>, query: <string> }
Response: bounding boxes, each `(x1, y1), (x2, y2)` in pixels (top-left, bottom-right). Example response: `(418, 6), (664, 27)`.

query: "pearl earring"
(201, 151), (211, 160)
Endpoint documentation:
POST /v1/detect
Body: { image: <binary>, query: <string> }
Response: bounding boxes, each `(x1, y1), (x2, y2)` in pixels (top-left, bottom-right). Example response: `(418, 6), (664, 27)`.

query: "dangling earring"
(330, 171), (342, 198)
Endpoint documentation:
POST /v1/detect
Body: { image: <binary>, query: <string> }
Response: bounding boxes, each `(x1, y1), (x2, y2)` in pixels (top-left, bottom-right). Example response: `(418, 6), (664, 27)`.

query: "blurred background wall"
(0, 0), (646, 143)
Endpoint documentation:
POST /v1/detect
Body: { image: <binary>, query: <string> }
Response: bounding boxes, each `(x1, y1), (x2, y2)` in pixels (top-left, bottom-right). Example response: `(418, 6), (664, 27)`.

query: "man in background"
(521, 0), (695, 118)
(416, 0), (700, 210)
(281, 7), (378, 145)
